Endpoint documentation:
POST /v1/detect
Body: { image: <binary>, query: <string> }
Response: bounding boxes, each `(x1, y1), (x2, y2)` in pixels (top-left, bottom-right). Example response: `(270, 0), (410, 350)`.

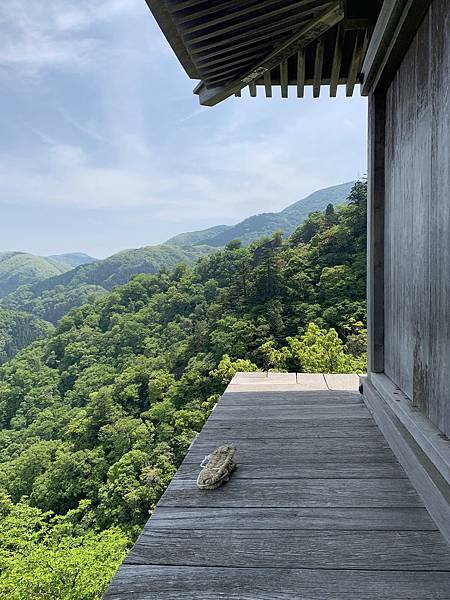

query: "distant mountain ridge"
(1, 244), (212, 323)
(165, 182), (355, 248)
(0, 181), (355, 326)
(0, 251), (71, 297)
(46, 252), (97, 268)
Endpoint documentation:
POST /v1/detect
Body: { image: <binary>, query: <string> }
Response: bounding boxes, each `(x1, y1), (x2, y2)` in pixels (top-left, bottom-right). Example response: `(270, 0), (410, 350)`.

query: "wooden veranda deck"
(104, 373), (450, 599)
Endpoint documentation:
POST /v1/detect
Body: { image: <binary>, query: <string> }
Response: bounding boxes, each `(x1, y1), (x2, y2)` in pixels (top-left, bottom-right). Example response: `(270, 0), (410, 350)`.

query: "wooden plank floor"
(104, 373), (450, 599)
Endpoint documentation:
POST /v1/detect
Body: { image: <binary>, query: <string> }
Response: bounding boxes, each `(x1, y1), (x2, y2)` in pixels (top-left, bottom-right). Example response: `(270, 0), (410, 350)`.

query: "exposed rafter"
(313, 38), (325, 97)
(346, 30), (367, 96)
(144, 0), (380, 105)
(196, 1), (343, 106)
(329, 23), (343, 96)
(264, 70), (272, 98)
(296, 48), (305, 97)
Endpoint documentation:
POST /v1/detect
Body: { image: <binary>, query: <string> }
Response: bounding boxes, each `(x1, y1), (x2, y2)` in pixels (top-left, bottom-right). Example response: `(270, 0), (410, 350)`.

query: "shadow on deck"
(104, 373), (450, 599)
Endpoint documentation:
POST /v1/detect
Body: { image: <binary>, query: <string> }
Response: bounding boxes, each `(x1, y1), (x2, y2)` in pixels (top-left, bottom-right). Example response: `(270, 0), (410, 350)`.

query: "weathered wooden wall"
(383, 0), (449, 435)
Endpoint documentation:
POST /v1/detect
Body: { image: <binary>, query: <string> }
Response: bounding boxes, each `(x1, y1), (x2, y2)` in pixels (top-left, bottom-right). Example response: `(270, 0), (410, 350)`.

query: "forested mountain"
(0, 308), (53, 365)
(166, 224), (230, 246)
(0, 252), (71, 297)
(46, 252), (97, 268)
(1, 182), (354, 327)
(0, 182), (367, 598)
(166, 181), (354, 247)
(1, 244), (212, 324)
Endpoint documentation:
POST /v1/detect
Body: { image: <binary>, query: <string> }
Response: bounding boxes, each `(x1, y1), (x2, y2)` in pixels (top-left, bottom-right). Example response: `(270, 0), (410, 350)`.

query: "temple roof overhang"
(144, 0), (383, 105)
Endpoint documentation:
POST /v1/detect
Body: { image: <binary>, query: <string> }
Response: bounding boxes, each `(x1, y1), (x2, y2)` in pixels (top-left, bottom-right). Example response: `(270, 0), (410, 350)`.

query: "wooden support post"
(313, 38), (324, 98)
(329, 23), (343, 97)
(367, 91), (386, 374)
(296, 49), (305, 97)
(280, 60), (288, 98)
(264, 70), (272, 97)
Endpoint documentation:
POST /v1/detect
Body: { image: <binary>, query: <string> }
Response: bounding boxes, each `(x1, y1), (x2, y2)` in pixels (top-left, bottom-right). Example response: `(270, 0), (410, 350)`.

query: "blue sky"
(0, 0), (367, 258)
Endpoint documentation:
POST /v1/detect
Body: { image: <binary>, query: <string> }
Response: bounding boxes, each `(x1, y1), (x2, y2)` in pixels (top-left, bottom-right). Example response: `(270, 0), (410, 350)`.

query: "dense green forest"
(1, 245), (212, 324)
(0, 181), (367, 598)
(0, 182), (352, 330)
(167, 181), (354, 247)
(0, 308), (54, 365)
(0, 252), (71, 298)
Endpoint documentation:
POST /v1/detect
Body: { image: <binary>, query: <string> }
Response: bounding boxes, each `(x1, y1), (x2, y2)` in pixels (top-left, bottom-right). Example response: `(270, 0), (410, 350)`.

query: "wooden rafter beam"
(264, 71), (272, 97)
(188, 2), (327, 53)
(183, 1), (325, 45)
(173, 0), (277, 22)
(196, 47), (263, 69)
(329, 23), (343, 97)
(199, 57), (255, 79)
(196, 1), (344, 106)
(346, 30), (366, 97)
(296, 48), (305, 97)
(280, 60), (289, 98)
(179, 0), (322, 35)
(313, 38), (324, 98)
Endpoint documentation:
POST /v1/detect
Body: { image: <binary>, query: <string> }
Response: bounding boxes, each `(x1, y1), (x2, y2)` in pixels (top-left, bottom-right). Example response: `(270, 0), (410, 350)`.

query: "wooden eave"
(361, 0), (432, 95)
(144, 0), (382, 106)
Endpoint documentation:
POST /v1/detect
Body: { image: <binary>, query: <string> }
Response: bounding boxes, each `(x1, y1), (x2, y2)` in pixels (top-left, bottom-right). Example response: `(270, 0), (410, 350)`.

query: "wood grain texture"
(384, 0), (450, 435)
(189, 436), (390, 455)
(220, 390), (362, 406)
(158, 478), (421, 508)
(208, 404), (372, 421)
(200, 421), (379, 439)
(105, 377), (450, 598)
(367, 88), (385, 373)
(185, 439), (395, 465)
(149, 506), (437, 531)
(174, 460), (405, 480)
(104, 565), (450, 599)
(124, 529), (450, 570)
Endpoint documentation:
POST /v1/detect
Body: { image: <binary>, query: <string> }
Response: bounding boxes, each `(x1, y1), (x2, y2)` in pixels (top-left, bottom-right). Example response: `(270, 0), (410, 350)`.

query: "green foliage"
(0, 494), (127, 600)
(286, 323), (365, 374)
(211, 355), (259, 385)
(0, 308), (53, 365)
(167, 181), (355, 247)
(0, 181), (367, 598)
(1, 245), (213, 324)
(0, 252), (70, 298)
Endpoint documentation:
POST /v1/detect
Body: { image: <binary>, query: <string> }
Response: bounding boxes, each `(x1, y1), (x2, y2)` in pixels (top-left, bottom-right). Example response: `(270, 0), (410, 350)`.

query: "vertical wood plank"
(264, 70), (272, 97)
(313, 39), (324, 98)
(297, 49), (305, 97)
(367, 90), (386, 374)
(383, 0), (450, 435)
(330, 24), (343, 97)
(280, 60), (288, 98)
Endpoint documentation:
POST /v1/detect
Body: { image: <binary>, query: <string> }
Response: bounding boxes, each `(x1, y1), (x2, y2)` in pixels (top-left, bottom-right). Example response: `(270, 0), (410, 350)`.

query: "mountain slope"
(46, 252), (97, 268)
(1, 244), (213, 323)
(166, 225), (229, 247)
(0, 181), (367, 598)
(166, 182), (355, 248)
(0, 307), (53, 365)
(1, 181), (355, 325)
(0, 252), (70, 297)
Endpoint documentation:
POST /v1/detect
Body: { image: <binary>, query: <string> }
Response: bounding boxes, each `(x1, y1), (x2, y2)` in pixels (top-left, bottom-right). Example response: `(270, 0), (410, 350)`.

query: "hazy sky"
(0, 0), (367, 258)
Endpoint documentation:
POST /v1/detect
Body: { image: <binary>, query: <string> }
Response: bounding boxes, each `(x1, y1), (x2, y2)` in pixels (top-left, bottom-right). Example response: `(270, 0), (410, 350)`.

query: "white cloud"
(0, 1), (368, 256)
(0, 0), (143, 70)
(0, 99), (366, 223)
